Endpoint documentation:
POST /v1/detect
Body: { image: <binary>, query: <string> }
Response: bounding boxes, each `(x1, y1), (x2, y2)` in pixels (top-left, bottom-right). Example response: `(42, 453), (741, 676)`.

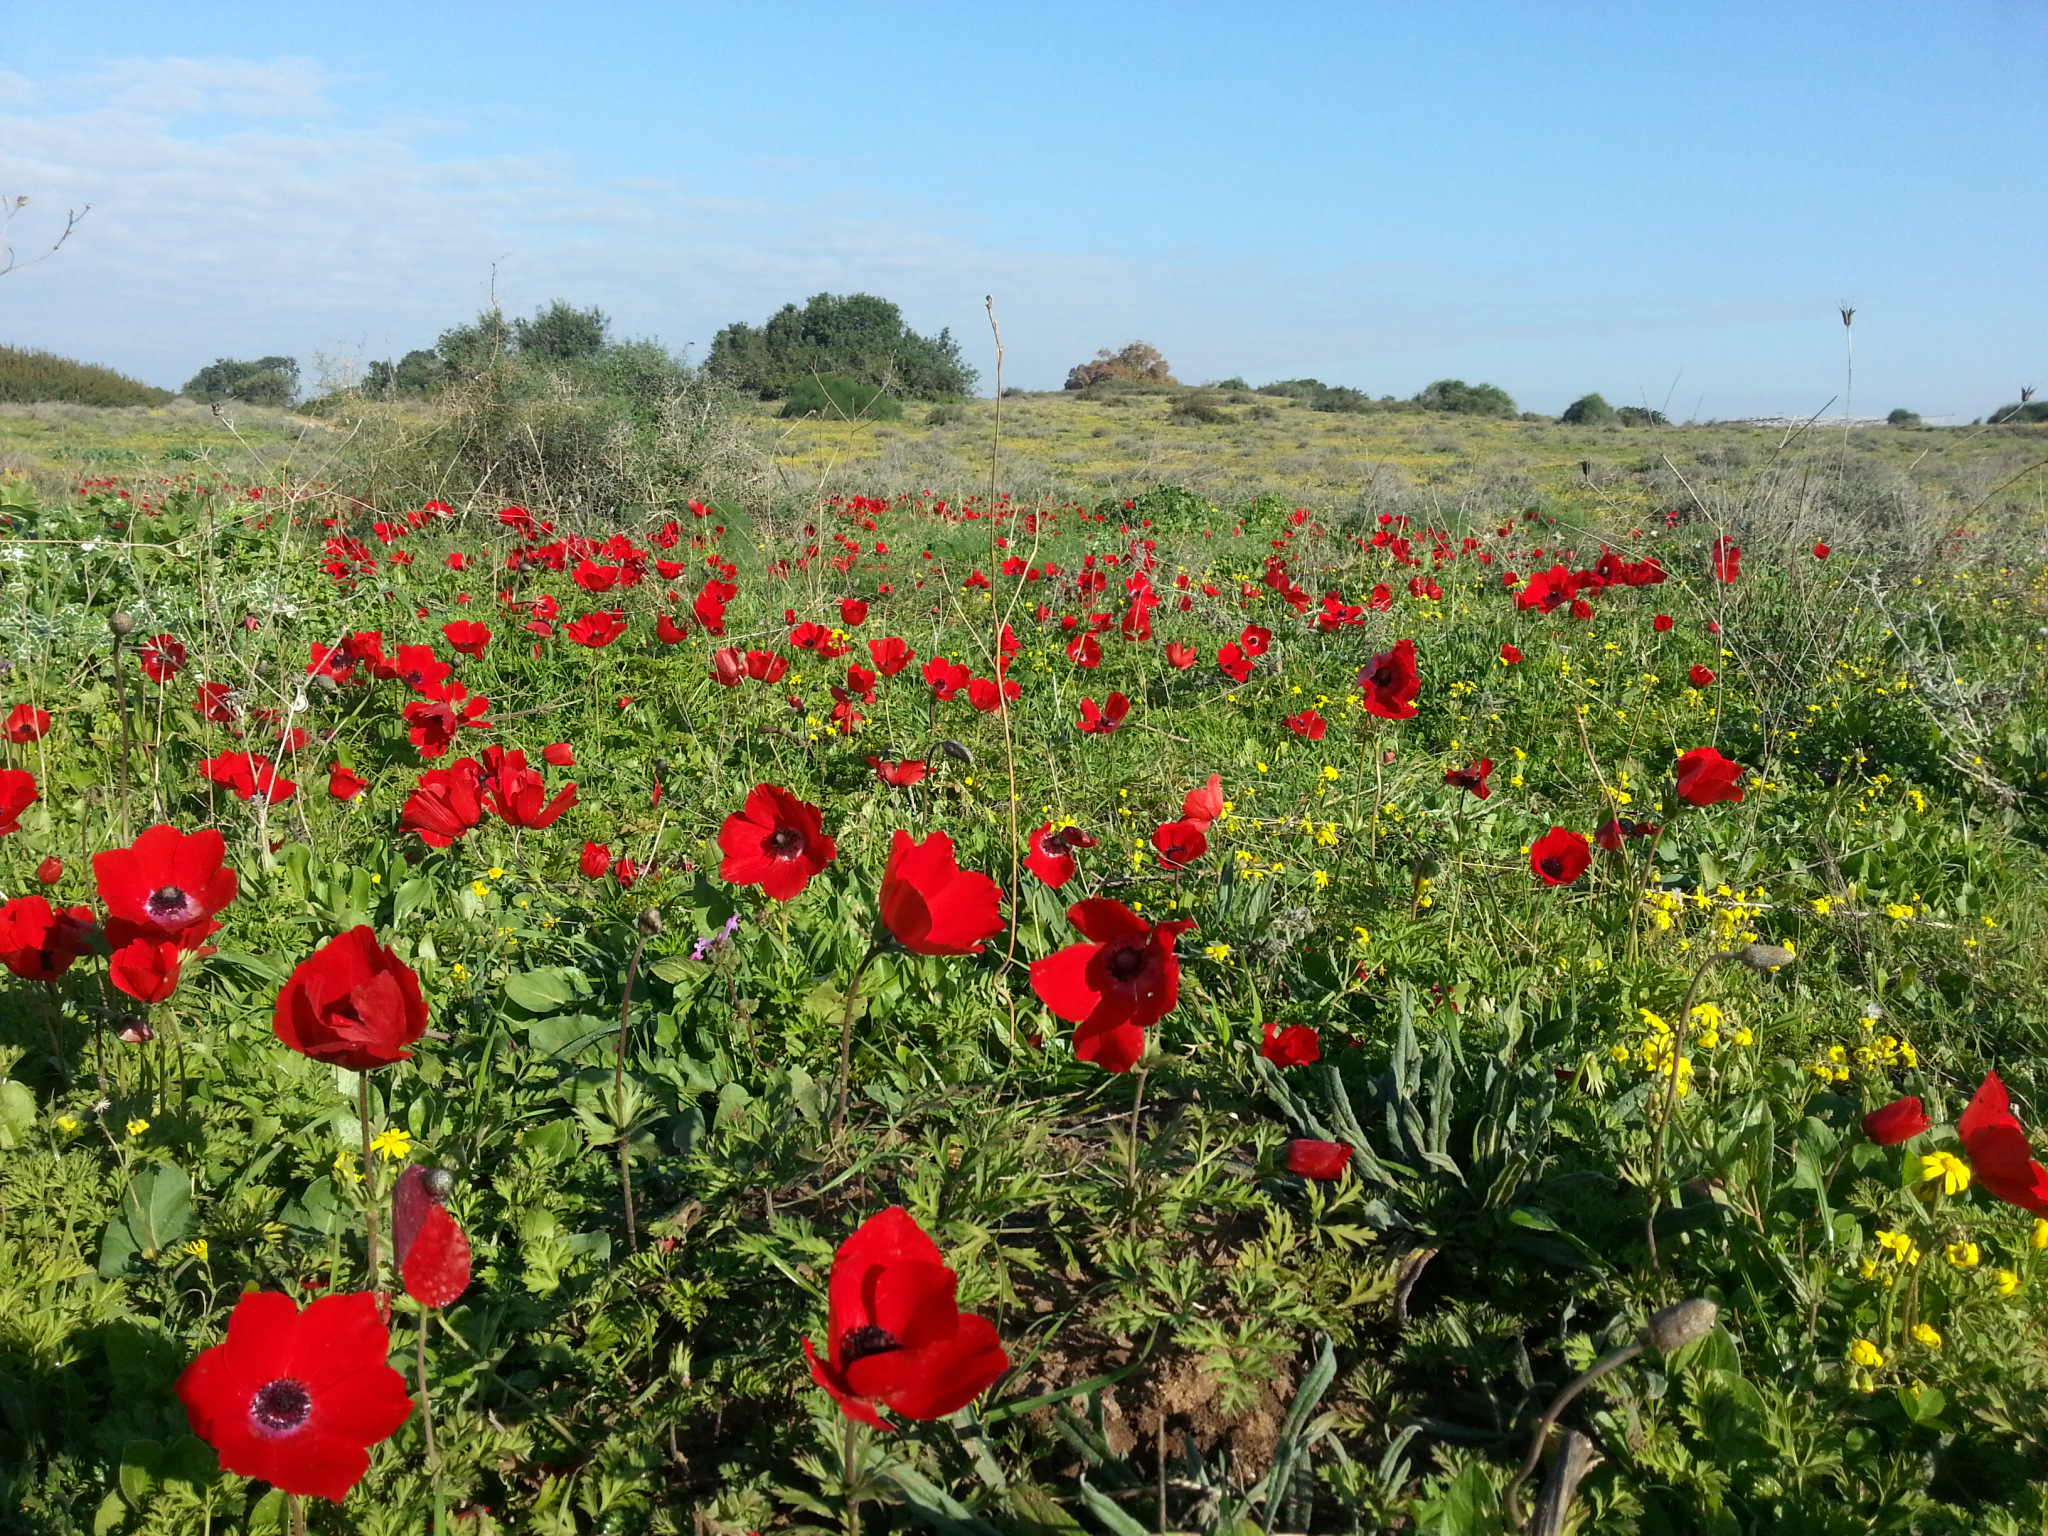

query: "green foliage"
(709, 292), (975, 401)
(0, 347), (170, 408)
(1258, 378), (1380, 413)
(1888, 408), (1924, 427)
(1990, 400), (2048, 425)
(1561, 392), (1619, 426)
(179, 356), (298, 407)
(779, 373), (904, 423)
(361, 348), (449, 400)
(1616, 404), (1669, 426)
(514, 300), (610, 364)
(1415, 378), (1517, 416)
(1065, 341), (1176, 391)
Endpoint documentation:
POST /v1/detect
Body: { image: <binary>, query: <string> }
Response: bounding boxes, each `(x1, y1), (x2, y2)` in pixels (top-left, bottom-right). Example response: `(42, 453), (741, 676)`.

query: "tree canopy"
(1414, 378), (1517, 417)
(1065, 342), (1176, 391)
(708, 293), (975, 401)
(181, 356), (299, 407)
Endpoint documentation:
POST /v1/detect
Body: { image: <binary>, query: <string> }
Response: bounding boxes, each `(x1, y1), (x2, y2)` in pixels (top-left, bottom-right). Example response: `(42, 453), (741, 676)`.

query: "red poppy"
(803, 1206), (1007, 1431)
(273, 925), (429, 1072)
(93, 824), (237, 947)
(110, 936), (184, 1004)
(139, 634), (187, 684)
(0, 896), (95, 981)
(718, 784), (836, 901)
(478, 745), (577, 829)
(964, 676), (1019, 714)
(196, 682), (239, 723)
(1216, 642), (1254, 683)
(35, 855), (61, 884)
(840, 598), (869, 626)
(710, 647), (746, 687)
(1151, 819), (1208, 869)
(1688, 664), (1717, 687)
(1065, 632), (1102, 669)
(1515, 565), (1578, 614)
(399, 759), (486, 847)
(1238, 624), (1272, 658)
(922, 657), (970, 701)
(1182, 773), (1225, 828)
(1165, 642), (1198, 670)
(1358, 638), (1420, 720)
(580, 841), (613, 879)
(0, 768), (38, 835)
(1711, 537), (1742, 583)
(402, 687), (491, 758)
(868, 757), (928, 788)
(539, 742), (575, 768)
(1529, 826), (1592, 886)
(1443, 759), (1492, 799)
(1283, 1138), (1352, 1180)
(1813, 541), (1830, 559)
(1593, 817), (1660, 851)
(1076, 693), (1129, 735)
(440, 620), (491, 658)
(566, 611), (627, 648)
(176, 1289), (412, 1501)
(879, 830), (1004, 956)
(392, 1165), (471, 1309)
(1959, 1071), (2048, 1214)
(1029, 897), (1195, 1074)
(1260, 1022), (1320, 1067)
(1284, 708), (1327, 740)
(1863, 1096), (1931, 1145)
(1024, 823), (1095, 887)
(5, 704), (49, 742)
(1674, 746), (1746, 806)
(1499, 643), (1523, 664)
(327, 764), (367, 802)
(1653, 613), (1674, 632)
(201, 752), (296, 804)
(869, 636), (914, 676)
(655, 614), (690, 644)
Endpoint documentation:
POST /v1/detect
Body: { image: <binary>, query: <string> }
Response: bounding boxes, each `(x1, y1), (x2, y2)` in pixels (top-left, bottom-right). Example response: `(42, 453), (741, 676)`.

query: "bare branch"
(0, 198), (91, 278)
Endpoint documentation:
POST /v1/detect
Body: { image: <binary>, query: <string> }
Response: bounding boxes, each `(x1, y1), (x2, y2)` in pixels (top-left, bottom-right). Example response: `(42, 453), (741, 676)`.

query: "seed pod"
(637, 907), (665, 937)
(108, 612), (135, 638)
(1646, 1297), (1718, 1353)
(940, 739), (973, 765)
(422, 1166), (456, 1200)
(310, 672), (339, 695)
(1739, 942), (1796, 971)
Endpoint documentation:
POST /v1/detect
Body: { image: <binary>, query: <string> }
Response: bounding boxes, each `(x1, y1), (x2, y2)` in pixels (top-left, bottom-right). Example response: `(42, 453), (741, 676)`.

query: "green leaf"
(99, 1165), (195, 1276)
(118, 1440), (163, 1504)
(1899, 1382), (1947, 1424)
(1077, 1476), (1151, 1536)
(529, 1012), (613, 1060)
(92, 1491), (126, 1536)
(0, 1079), (37, 1148)
(648, 955), (705, 985)
(504, 966), (591, 1014)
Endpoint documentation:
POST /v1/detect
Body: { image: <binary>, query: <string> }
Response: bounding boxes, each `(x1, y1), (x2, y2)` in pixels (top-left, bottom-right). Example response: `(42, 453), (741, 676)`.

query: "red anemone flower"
(746, 650), (789, 683)
(1863, 1096), (1931, 1146)
(656, 613), (690, 644)
(869, 636), (914, 676)
(327, 763), (367, 802)
(1674, 746), (1746, 806)
(1024, 823), (1096, 888)
(566, 610), (627, 648)
(399, 759), (486, 848)
(477, 745), (577, 829)
(93, 824), (236, 947)
(1065, 632), (1102, 669)
(1165, 642), (1198, 670)
(718, 784), (836, 901)
(0, 768), (38, 835)
(1711, 537), (1742, 583)
(392, 1165), (472, 1309)
(1076, 693), (1129, 735)
(1514, 565), (1578, 615)
(1443, 759), (1492, 799)
(0, 896), (95, 982)
(840, 598), (869, 626)
(1813, 541), (1831, 559)
(402, 687), (491, 758)
(175, 1290), (412, 1502)
(201, 751), (296, 804)
(196, 681), (238, 723)
(1182, 774), (1225, 828)
(1260, 1022), (1320, 1067)
(879, 830), (1004, 956)
(803, 1206), (1007, 1431)
(1593, 817), (1660, 852)
(35, 855), (62, 884)
(1283, 1138), (1352, 1180)
(1238, 624), (1272, 658)
(541, 742), (575, 767)
(139, 634), (187, 684)
(1151, 819), (1208, 869)
(922, 657), (970, 701)
(1215, 642), (1253, 683)
(273, 925), (429, 1072)
(1358, 639), (1420, 720)
(711, 647), (746, 687)
(1653, 613), (1674, 632)
(579, 841), (613, 879)
(1500, 643), (1523, 663)
(966, 676), (1019, 713)
(1958, 1071), (2048, 1214)
(867, 757), (928, 788)
(110, 936), (184, 1005)
(1688, 664), (1717, 687)
(1529, 826), (1592, 886)
(1284, 708), (1327, 740)
(440, 620), (491, 658)
(5, 704), (50, 742)
(1029, 897), (1194, 1074)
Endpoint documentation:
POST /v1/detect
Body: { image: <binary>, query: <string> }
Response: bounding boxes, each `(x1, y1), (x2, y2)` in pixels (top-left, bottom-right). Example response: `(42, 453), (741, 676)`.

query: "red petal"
(402, 1205), (472, 1308)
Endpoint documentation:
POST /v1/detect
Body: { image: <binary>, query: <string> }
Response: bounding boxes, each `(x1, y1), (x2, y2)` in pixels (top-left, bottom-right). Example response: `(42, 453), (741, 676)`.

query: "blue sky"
(2, 2), (2042, 418)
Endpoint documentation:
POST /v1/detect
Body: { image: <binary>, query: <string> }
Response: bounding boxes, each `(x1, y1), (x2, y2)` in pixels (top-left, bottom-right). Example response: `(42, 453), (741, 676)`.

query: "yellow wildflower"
(1945, 1241), (1980, 1269)
(1849, 1338), (1884, 1368)
(1918, 1151), (1971, 1196)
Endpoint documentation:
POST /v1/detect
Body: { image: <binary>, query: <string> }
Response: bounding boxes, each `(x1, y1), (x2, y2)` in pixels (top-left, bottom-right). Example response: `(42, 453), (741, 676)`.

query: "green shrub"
(1415, 378), (1517, 416)
(779, 374), (903, 422)
(0, 346), (170, 406)
(1887, 408), (1923, 427)
(1065, 341), (1176, 391)
(513, 300), (609, 363)
(1990, 400), (2048, 425)
(925, 402), (968, 426)
(181, 356), (299, 406)
(709, 292), (975, 401)
(1617, 405), (1669, 427)
(1166, 391), (1228, 425)
(1561, 392), (1619, 426)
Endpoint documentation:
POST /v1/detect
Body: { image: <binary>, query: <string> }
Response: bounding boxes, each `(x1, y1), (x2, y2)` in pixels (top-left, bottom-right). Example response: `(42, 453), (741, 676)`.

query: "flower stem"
(841, 1415), (863, 1536)
(1127, 1066), (1149, 1182)
(617, 924), (651, 1254)
(1644, 949), (1731, 1270)
(832, 946), (881, 1138)
(359, 1071), (382, 1293)
(287, 1492), (306, 1536)
(416, 1306), (439, 1469)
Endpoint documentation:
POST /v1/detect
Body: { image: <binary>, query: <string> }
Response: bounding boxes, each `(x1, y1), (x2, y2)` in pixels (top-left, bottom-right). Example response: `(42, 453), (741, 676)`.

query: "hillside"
(0, 344), (171, 407)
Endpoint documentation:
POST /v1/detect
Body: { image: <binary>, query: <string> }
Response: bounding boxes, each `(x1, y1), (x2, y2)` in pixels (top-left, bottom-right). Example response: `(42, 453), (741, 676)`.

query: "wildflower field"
(5, 411), (2048, 1536)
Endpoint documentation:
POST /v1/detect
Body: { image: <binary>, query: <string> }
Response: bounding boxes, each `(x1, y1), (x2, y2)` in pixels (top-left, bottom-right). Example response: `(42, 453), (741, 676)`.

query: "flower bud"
(636, 907), (664, 937)
(940, 738), (973, 765)
(108, 612), (135, 638)
(1739, 942), (1795, 971)
(1646, 1297), (1718, 1353)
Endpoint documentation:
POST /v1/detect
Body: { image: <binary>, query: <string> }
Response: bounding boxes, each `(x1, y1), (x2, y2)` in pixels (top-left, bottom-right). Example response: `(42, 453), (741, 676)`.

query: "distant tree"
(1616, 406), (1669, 427)
(363, 349), (451, 399)
(435, 310), (514, 378)
(1415, 379), (1516, 417)
(709, 293), (975, 400)
(1560, 392), (1618, 426)
(780, 374), (904, 423)
(1886, 408), (1922, 427)
(182, 356), (299, 406)
(515, 301), (609, 364)
(1990, 399), (2048, 424)
(1065, 342), (1176, 390)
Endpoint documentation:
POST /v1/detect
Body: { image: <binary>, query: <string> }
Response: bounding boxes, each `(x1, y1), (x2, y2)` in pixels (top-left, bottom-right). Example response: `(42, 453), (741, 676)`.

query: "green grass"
(0, 345), (172, 409)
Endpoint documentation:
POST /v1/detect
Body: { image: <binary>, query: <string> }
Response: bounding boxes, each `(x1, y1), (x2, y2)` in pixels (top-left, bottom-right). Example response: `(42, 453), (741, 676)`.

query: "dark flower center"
(1104, 942), (1149, 984)
(146, 885), (196, 924)
(838, 1324), (902, 1367)
(767, 827), (805, 858)
(249, 1377), (313, 1435)
(1539, 856), (1566, 879)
